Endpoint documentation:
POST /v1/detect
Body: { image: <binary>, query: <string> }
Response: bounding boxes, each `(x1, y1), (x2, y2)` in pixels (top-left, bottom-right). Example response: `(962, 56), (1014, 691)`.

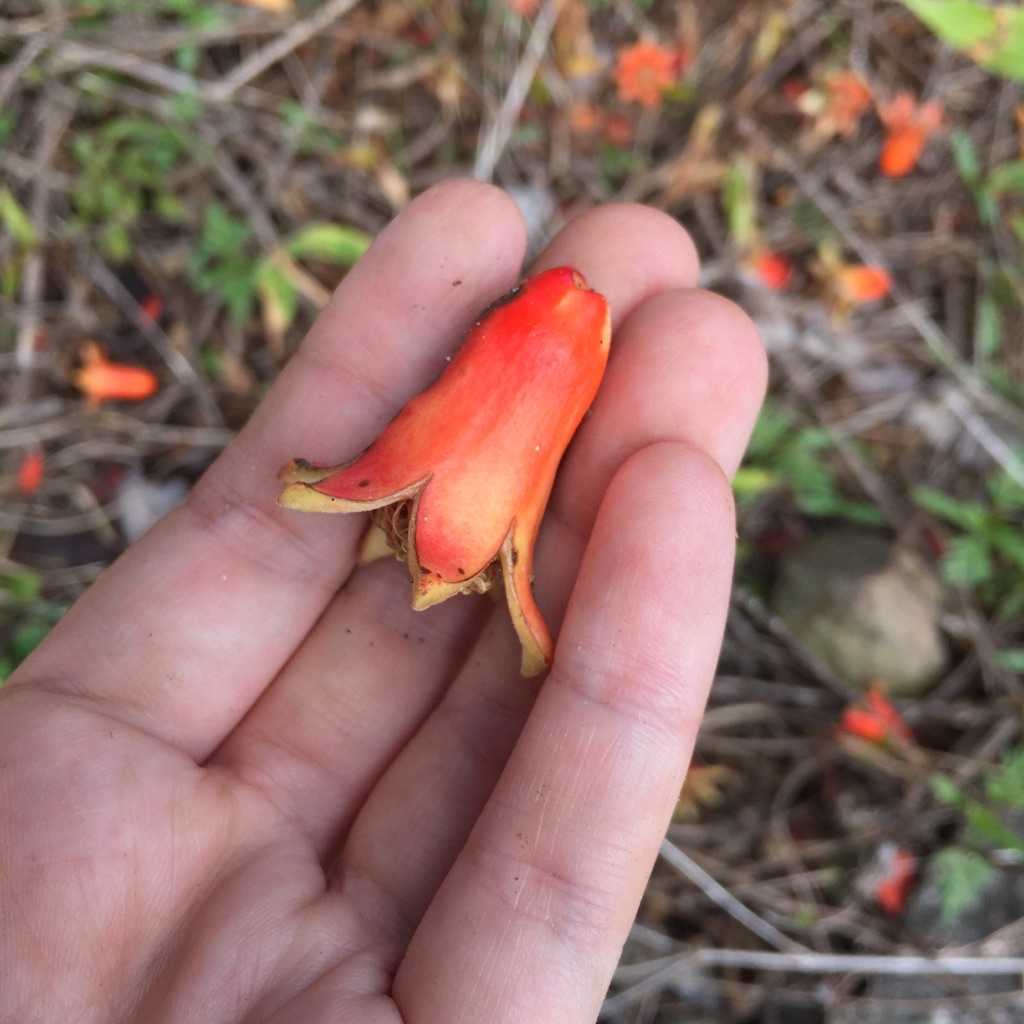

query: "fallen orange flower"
(840, 685), (914, 746)
(819, 69), (873, 139)
(16, 449), (44, 497)
(138, 292), (164, 325)
(877, 92), (943, 178)
(746, 249), (792, 291)
(614, 40), (679, 109)
(74, 341), (160, 405)
(835, 264), (892, 304)
(874, 846), (917, 915)
(279, 267), (610, 676)
(568, 102), (602, 134)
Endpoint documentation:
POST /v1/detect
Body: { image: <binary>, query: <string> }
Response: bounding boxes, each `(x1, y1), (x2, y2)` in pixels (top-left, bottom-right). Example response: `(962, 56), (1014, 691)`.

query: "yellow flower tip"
(500, 527), (552, 677)
(277, 266), (609, 676)
(277, 480), (350, 512)
(358, 521), (395, 565)
(278, 457), (335, 485)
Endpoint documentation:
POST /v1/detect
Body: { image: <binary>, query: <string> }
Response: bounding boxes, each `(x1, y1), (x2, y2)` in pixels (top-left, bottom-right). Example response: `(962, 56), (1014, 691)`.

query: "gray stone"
(771, 527), (947, 696)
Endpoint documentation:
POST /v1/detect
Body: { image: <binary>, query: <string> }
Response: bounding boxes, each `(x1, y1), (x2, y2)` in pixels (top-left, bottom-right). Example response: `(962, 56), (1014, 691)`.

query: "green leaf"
(175, 43), (199, 75)
(990, 524), (1024, 567)
(829, 499), (888, 526)
(994, 648), (1024, 673)
(284, 223), (372, 266)
(722, 158), (759, 249)
(899, 1), (1024, 82)
(931, 846), (993, 923)
(975, 292), (1002, 359)
(0, 569), (42, 606)
(986, 748), (1024, 809)
(746, 402), (796, 458)
(988, 467), (1024, 510)
(10, 618), (53, 662)
(963, 802), (1024, 850)
(987, 160), (1024, 196)
(102, 222), (132, 262)
(950, 129), (982, 186)
(913, 486), (988, 531)
(199, 346), (223, 379)
(0, 111), (15, 146)
(0, 189), (38, 248)
(942, 534), (993, 587)
(931, 773), (966, 808)
(255, 261), (299, 333)
(222, 276), (256, 325)
(900, 0), (998, 49)
(198, 201), (252, 253)
(732, 465), (778, 498)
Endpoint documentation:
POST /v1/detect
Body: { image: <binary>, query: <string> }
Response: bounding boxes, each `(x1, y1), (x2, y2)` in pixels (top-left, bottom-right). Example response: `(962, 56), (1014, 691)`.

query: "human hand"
(1, 180), (766, 1024)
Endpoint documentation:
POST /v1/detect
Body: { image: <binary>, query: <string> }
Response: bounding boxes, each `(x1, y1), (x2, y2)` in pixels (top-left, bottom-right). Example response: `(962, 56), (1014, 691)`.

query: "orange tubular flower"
(840, 685), (914, 747)
(614, 40), (679, 109)
(16, 449), (44, 497)
(746, 249), (793, 291)
(278, 267), (611, 676)
(74, 341), (160, 405)
(877, 93), (944, 178)
(802, 68), (868, 139)
(835, 264), (892, 304)
(875, 846), (917, 915)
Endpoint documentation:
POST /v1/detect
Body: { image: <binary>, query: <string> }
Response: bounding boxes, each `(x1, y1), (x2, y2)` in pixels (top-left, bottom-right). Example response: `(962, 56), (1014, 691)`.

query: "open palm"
(1, 180), (765, 1024)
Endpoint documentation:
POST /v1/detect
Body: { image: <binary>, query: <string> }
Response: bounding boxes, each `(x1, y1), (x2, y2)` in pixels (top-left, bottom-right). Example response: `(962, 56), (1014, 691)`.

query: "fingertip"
(534, 203), (701, 325)
(609, 287), (768, 479)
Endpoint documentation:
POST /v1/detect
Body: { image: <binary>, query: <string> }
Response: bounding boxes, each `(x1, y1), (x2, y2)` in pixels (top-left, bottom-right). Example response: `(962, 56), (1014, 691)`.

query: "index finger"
(10, 180), (527, 759)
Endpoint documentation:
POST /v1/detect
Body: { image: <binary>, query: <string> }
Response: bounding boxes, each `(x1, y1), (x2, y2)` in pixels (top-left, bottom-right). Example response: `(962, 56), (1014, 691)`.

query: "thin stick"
(0, 33), (47, 110)
(473, 1), (558, 182)
(204, 0), (362, 103)
(691, 947), (1024, 977)
(14, 102), (70, 373)
(659, 838), (808, 954)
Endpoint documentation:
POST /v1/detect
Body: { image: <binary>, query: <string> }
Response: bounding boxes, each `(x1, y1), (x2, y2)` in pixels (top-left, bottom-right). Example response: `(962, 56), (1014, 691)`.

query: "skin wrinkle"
(472, 787), (635, 949)
(138, 840), (317, 1024)
(213, 558), (490, 859)
(186, 466), (356, 593)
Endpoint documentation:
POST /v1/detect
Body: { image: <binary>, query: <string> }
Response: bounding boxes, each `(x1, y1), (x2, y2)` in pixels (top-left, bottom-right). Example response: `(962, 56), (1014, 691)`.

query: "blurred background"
(2, 1), (1024, 1021)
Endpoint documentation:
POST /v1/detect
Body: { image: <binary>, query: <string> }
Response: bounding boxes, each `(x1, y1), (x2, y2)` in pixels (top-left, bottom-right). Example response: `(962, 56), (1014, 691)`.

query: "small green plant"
(951, 130), (1024, 237)
(722, 158), (759, 250)
(899, 1), (1024, 82)
(69, 0), (224, 29)
(0, 569), (68, 683)
(930, 748), (1024, 923)
(0, 188), (39, 297)
(914, 468), (1024, 617)
(188, 201), (260, 323)
(279, 101), (345, 156)
(950, 130), (1024, 375)
(255, 221), (372, 333)
(70, 115), (190, 261)
(189, 203), (372, 326)
(733, 400), (885, 524)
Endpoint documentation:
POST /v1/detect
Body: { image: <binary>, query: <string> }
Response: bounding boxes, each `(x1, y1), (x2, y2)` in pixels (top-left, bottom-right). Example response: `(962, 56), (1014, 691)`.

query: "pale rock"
(771, 527), (946, 696)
